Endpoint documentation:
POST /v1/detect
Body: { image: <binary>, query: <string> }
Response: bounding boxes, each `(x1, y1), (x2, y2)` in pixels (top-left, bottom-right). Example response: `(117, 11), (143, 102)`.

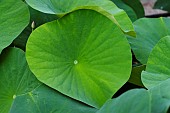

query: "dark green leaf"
(112, 0), (137, 22)
(154, 0), (170, 12)
(128, 65), (145, 87)
(13, 6), (58, 51)
(122, 0), (144, 18)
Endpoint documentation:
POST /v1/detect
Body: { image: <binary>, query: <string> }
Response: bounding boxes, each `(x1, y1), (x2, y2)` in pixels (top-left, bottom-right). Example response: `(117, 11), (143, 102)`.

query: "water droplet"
(74, 60), (78, 65)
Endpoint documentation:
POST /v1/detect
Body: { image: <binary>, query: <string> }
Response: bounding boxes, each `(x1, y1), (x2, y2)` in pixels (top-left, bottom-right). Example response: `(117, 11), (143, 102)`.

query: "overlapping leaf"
(26, 9), (132, 108)
(142, 36), (170, 89)
(0, 0), (29, 53)
(111, 0), (137, 22)
(25, 0), (135, 36)
(122, 0), (144, 18)
(97, 80), (170, 113)
(97, 89), (151, 113)
(10, 85), (97, 113)
(112, 0), (144, 22)
(128, 17), (170, 64)
(149, 78), (170, 113)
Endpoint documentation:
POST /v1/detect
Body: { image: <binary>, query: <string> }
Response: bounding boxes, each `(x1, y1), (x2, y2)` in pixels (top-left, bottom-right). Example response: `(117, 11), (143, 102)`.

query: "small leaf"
(128, 65), (145, 87)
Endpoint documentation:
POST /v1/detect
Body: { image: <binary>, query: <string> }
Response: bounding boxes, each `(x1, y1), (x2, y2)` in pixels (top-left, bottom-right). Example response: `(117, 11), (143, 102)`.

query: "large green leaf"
(154, 0), (170, 12)
(0, 0), (30, 53)
(26, 9), (132, 108)
(97, 89), (151, 113)
(25, 0), (135, 36)
(128, 17), (170, 64)
(142, 36), (170, 89)
(0, 48), (97, 113)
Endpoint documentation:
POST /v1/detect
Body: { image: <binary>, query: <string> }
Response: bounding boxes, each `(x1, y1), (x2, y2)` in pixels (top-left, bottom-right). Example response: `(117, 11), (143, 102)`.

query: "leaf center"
(13, 95), (16, 99)
(74, 60), (78, 65)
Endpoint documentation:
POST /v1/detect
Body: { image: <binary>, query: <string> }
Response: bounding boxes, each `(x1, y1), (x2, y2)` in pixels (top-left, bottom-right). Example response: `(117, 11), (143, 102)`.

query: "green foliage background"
(0, 0), (170, 113)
